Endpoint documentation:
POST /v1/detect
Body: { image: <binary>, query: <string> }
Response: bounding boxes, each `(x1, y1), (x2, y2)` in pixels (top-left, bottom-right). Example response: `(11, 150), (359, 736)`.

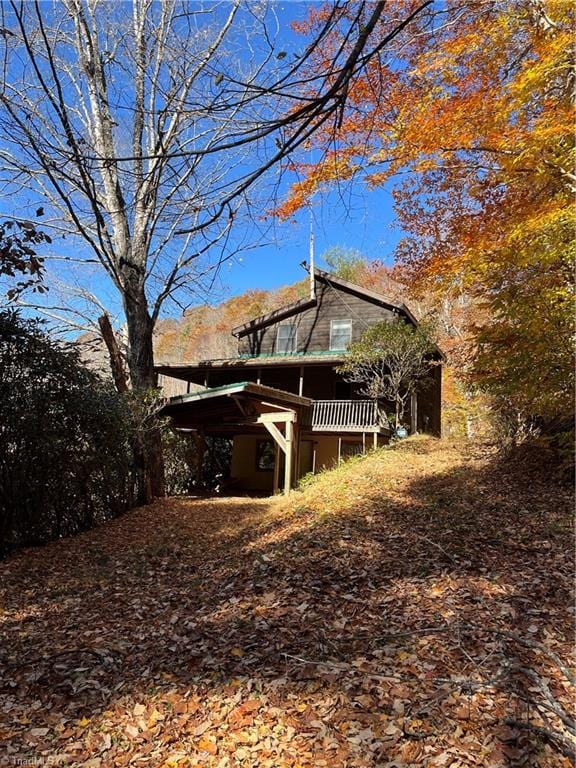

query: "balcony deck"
(303, 399), (390, 433)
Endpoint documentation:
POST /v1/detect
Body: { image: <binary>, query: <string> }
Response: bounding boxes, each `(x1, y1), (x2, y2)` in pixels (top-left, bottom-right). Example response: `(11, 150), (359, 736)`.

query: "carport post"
(257, 411), (296, 495)
(284, 417), (294, 494)
(273, 443), (280, 494)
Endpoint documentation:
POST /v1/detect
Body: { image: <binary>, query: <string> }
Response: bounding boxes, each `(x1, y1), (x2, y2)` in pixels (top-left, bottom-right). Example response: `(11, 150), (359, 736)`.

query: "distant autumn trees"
(277, 0), (575, 437)
(154, 281), (309, 364)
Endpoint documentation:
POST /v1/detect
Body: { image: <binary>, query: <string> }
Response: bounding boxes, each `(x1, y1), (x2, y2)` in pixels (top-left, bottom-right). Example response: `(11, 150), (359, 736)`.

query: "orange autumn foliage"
(278, 0), (575, 429)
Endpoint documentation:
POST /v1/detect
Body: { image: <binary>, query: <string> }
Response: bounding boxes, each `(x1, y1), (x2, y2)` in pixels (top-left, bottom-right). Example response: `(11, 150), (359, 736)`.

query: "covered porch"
(160, 382), (312, 494)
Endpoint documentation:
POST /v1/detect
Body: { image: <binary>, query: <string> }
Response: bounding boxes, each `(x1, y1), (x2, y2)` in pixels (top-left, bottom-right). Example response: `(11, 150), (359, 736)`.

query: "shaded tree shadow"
(0, 445), (573, 766)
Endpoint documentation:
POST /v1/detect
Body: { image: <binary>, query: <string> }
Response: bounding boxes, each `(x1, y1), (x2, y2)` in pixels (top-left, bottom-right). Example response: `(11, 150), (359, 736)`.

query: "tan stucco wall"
(231, 431), (387, 493)
(310, 435), (339, 472)
(231, 433), (341, 491)
(231, 434), (275, 492)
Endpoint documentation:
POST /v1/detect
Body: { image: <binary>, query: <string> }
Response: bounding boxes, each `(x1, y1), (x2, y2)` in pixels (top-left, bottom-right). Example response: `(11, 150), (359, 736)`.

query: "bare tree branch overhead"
(0, 0), (431, 494)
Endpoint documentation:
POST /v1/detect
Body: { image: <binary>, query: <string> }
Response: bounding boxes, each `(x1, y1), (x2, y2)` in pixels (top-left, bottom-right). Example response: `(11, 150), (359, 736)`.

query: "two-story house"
(157, 269), (442, 494)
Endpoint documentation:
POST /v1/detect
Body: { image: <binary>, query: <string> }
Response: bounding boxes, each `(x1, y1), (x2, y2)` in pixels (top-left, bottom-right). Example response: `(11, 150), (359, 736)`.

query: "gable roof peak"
(312, 268), (418, 326)
(231, 266), (419, 338)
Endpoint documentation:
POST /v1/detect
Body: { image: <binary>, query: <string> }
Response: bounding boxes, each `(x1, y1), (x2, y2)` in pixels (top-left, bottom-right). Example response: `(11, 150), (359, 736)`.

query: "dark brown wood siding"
(238, 282), (398, 356)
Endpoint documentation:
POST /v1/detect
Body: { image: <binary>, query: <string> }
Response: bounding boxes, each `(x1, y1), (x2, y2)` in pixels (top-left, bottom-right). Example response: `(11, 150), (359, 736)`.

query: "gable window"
(330, 319), (352, 350)
(276, 324), (297, 354)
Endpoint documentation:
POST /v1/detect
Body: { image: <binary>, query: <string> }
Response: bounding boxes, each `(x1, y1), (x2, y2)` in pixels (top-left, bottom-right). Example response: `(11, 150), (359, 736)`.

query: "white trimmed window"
(330, 319), (352, 350)
(276, 324), (297, 354)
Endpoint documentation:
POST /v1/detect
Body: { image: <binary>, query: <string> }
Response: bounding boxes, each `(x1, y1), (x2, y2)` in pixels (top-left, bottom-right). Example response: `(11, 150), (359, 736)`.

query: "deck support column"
(257, 410), (297, 495)
(284, 418), (294, 493)
(273, 443), (280, 494)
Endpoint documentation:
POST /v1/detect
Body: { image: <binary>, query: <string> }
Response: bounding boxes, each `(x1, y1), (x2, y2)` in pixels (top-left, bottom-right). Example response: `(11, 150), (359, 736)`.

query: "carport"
(160, 381), (312, 494)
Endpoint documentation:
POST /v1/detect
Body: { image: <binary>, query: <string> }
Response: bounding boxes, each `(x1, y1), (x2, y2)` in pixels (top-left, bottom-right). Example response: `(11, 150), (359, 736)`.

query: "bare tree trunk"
(122, 282), (165, 501)
(98, 313), (129, 393)
(395, 397), (402, 430)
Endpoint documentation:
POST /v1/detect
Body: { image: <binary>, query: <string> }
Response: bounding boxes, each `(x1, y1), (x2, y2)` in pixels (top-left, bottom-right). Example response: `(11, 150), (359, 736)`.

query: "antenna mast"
(309, 207), (316, 300)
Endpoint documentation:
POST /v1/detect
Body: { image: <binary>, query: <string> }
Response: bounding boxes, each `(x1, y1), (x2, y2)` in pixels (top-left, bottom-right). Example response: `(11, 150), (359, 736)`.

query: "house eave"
(156, 353), (345, 383)
(232, 297), (318, 338)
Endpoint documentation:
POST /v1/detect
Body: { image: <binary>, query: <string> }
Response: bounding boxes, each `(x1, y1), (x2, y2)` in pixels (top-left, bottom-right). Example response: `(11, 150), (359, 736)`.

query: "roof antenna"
(309, 206), (316, 300)
(303, 137), (317, 302)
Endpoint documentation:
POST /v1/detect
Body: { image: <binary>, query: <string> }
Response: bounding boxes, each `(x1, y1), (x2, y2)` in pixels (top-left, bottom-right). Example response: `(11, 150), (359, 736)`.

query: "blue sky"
(214, 180), (401, 300)
(209, 1), (403, 302)
(1, 1), (404, 323)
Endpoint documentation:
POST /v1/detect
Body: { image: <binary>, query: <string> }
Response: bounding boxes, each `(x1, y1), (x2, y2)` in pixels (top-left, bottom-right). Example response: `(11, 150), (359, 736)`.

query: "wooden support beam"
(273, 442), (280, 494)
(231, 394), (251, 419)
(259, 402), (294, 415)
(261, 420), (287, 455)
(256, 409), (297, 494)
(284, 417), (294, 494)
(258, 411), (294, 423)
(293, 423), (300, 486)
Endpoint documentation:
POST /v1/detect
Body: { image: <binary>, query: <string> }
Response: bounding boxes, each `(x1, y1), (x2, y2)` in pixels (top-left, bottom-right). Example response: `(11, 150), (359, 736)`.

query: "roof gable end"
(313, 269), (418, 325)
(231, 269), (417, 338)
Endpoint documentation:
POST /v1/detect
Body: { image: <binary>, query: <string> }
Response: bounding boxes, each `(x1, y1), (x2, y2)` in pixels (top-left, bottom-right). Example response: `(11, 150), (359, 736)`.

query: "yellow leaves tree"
(279, 0), (575, 434)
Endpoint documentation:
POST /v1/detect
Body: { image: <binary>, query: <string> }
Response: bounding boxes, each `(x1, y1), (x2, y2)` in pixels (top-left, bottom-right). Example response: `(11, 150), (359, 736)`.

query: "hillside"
(1, 438), (572, 767)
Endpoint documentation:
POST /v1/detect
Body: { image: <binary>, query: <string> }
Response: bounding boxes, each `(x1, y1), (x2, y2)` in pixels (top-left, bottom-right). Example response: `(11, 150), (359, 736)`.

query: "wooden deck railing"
(303, 399), (389, 432)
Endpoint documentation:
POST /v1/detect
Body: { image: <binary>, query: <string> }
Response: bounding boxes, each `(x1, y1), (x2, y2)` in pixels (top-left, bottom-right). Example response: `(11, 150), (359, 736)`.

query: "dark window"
(341, 440), (363, 459)
(330, 319), (352, 350)
(256, 440), (276, 471)
(276, 324), (297, 354)
(334, 379), (352, 399)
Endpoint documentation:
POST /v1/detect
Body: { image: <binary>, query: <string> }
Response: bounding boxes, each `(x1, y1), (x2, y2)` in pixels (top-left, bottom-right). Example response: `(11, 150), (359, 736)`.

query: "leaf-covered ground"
(0, 437), (573, 767)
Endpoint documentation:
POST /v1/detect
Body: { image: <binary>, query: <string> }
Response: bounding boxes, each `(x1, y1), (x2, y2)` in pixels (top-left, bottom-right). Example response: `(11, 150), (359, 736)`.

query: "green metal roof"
(237, 350), (342, 360)
(161, 380), (312, 411)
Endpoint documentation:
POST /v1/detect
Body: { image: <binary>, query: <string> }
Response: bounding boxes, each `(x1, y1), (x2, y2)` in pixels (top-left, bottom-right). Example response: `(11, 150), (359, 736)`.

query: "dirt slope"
(0, 438), (573, 767)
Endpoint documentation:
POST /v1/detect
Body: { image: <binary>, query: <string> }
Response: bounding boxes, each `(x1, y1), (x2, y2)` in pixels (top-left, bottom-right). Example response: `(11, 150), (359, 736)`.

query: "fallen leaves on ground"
(0, 437), (573, 767)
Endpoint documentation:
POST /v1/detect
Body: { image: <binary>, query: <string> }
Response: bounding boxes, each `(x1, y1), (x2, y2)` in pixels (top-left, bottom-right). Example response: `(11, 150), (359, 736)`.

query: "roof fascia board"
(155, 356), (345, 382)
(313, 268), (419, 326)
(164, 381), (311, 409)
(232, 297), (317, 338)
